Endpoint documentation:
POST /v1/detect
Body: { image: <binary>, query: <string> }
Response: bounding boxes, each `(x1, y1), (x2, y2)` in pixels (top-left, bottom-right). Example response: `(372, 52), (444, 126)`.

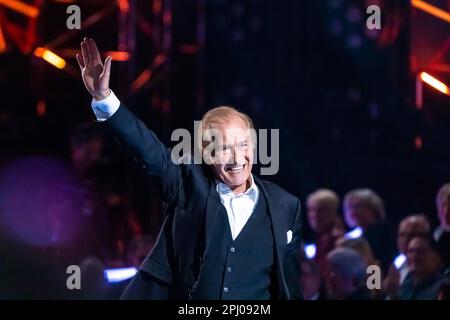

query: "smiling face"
(407, 236), (441, 282)
(397, 217), (429, 254)
(203, 115), (253, 194)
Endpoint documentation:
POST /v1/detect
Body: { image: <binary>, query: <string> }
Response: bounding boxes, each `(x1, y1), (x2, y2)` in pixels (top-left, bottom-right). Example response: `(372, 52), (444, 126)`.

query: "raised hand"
(76, 37), (112, 101)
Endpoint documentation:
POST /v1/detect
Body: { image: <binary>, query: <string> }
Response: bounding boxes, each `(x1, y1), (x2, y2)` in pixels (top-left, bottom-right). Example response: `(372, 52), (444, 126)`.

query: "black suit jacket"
(104, 105), (302, 299)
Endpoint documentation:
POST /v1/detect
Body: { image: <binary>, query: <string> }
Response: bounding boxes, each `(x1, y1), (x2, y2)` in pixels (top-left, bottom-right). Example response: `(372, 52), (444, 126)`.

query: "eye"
(238, 142), (249, 149)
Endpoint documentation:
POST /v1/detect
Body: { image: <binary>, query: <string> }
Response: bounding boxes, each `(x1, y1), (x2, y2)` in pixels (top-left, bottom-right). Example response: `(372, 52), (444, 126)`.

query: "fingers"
(89, 38), (102, 64)
(85, 37), (95, 62)
(100, 56), (112, 84)
(76, 53), (85, 69)
(81, 40), (89, 66)
(81, 37), (103, 67)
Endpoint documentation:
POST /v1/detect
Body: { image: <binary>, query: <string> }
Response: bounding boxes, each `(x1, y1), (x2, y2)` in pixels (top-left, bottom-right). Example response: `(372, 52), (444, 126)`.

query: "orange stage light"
(153, 0), (162, 15)
(0, 0), (40, 18)
(117, 0), (129, 13)
(0, 24), (6, 53)
(420, 72), (450, 95)
(411, 0), (450, 24)
(34, 47), (66, 69)
(104, 51), (130, 61)
(130, 70), (152, 93)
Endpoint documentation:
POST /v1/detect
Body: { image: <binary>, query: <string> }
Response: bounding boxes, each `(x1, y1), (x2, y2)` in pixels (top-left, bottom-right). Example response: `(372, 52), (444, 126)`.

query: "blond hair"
(307, 188), (340, 212)
(344, 188), (385, 222)
(400, 214), (431, 234)
(335, 236), (377, 267)
(197, 106), (254, 151)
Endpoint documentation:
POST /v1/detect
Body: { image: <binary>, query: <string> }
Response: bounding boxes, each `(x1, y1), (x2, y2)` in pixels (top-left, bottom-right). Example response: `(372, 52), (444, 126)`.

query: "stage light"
(394, 254), (407, 270)
(304, 243), (317, 259)
(130, 70), (152, 93)
(153, 0), (162, 15)
(104, 51), (130, 61)
(117, 0), (129, 13)
(411, 0), (450, 24)
(34, 47), (66, 69)
(0, 24), (5, 53)
(420, 72), (449, 95)
(0, 0), (39, 18)
(344, 227), (363, 239)
(104, 267), (137, 283)
(36, 100), (46, 117)
(415, 136), (423, 150)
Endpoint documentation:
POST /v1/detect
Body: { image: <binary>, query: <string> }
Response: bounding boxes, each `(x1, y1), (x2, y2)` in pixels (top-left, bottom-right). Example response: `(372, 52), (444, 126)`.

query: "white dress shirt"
(91, 90), (260, 240)
(91, 90), (120, 121)
(216, 176), (259, 240)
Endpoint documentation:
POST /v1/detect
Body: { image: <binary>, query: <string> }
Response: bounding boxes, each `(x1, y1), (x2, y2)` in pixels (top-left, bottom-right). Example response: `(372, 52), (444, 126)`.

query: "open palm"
(76, 38), (112, 100)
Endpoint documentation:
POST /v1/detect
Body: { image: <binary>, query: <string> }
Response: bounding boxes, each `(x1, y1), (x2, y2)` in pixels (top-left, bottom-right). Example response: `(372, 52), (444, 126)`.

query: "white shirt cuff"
(91, 90), (120, 121)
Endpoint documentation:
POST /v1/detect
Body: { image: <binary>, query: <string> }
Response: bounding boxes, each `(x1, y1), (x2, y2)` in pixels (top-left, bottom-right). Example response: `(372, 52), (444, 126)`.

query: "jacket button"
(223, 287), (229, 293)
(227, 266), (232, 272)
(229, 247), (235, 253)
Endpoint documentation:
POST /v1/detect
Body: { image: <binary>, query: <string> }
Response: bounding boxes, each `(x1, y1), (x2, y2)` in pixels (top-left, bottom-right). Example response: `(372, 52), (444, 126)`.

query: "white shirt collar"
(215, 174), (258, 197)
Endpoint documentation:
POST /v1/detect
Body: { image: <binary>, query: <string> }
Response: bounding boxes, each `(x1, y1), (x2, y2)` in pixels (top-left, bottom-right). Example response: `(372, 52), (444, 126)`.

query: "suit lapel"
(254, 176), (290, 299)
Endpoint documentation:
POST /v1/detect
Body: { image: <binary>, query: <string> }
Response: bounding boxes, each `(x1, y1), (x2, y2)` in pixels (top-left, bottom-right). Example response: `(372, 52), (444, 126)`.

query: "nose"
(228, 146), (244, 165)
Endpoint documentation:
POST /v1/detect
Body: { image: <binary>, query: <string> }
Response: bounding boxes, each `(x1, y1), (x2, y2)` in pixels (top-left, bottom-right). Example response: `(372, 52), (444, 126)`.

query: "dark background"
(0, 0), (449, 298)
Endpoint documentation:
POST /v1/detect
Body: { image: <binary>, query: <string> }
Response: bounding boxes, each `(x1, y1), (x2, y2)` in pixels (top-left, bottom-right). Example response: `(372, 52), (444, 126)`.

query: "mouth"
(225, 164), (245, 173)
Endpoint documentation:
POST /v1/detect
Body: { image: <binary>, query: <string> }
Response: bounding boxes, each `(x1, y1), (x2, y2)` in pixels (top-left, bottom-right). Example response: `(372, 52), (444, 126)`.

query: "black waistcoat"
(190, 192), (275, 299)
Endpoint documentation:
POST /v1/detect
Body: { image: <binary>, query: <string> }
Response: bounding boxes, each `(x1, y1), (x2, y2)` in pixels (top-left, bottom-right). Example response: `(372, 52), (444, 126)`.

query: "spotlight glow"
(394, 253), (407, 270)
(304, 243), (317, 259)
(34, 47), (66, 69)
(345, 227), (363, 239)
(420, 72), (449, 95)
(104, 267), (138, 283)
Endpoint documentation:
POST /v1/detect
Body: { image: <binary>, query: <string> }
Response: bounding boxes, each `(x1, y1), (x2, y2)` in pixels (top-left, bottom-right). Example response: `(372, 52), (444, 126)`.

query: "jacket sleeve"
(284, 199), (303, 300)
(103, 105), (182, 203)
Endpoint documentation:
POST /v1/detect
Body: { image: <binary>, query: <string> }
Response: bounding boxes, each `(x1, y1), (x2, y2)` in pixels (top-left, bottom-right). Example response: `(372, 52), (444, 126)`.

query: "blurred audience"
(300, 258), (323, 300)
(383, 214), (430, 298)
(399, 235), (444, 300)
(324, 247), (371, 300)
(434, 183), (450, 271)
(336, 236), (383, 299)
(306, 189), (345, 271)
(70, 121), (105, 178)
(343, 188), (396, 271)
(66, 122), (108, 263)
(69, 121), (143, 263)
(335, 236), (378, 269)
